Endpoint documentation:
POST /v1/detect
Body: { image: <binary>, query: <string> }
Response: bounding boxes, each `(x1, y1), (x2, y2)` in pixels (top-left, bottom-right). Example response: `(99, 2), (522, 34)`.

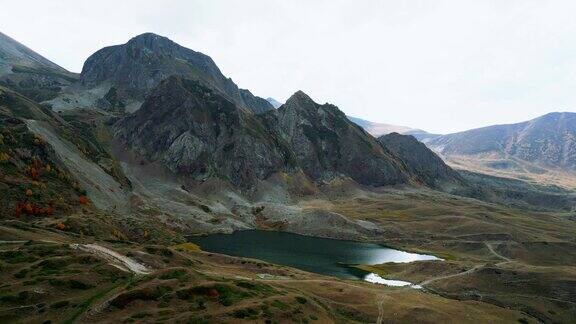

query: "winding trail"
(376, 296), (384, 324)
(70, 243), (150, 274)
(485, 242), (512, 262)
(419, 264), (484, 287)
(420, 242), (514, 287)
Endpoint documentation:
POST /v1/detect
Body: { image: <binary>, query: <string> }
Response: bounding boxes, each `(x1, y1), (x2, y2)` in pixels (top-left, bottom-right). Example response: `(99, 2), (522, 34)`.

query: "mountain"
(115, 80), (424, 188)
(114, 76), (293, 188)
(276, 92), (414, 186)
(266, 97), (282, 108)
(0, 31), (77, 102)
(347, 116), (415, 137)
(378, 132), (463, 188)
(55, 33), (273, 114)
(426, 112), (576, 171)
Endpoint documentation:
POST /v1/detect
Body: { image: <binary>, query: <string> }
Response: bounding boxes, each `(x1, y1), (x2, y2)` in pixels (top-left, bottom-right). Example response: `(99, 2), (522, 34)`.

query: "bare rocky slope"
(377, 132), (463, 188)
(276, 91), (414, 186)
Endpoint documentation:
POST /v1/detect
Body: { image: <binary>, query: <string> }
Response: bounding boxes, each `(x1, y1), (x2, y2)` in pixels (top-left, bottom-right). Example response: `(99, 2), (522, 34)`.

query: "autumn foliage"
(78, 196), (89, 205)
(206, 288), (219, 299)
(15, 202), (54, 217)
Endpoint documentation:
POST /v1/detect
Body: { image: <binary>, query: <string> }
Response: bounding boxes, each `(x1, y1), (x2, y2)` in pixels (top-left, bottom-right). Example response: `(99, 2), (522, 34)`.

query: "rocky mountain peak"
(274, 93), (414, 186)
(77, 33), (272, 114)
(123, 32), (181, 56)
(284, 90), (315, 109)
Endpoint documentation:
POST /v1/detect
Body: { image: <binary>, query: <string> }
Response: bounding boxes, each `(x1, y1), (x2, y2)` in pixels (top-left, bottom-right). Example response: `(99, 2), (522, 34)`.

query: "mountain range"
(0, 31), (475, 222)
(2, 30), (576, 324)
(349, 110), (576, 186)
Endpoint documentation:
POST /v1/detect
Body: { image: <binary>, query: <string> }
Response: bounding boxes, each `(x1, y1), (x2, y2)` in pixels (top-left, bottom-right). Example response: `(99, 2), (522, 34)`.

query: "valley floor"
(1, 186), (575, 323)
(0, 221), (535, 324)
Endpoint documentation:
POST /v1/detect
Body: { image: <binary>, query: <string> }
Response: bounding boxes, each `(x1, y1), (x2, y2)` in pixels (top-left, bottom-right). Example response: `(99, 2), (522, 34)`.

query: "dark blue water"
(189, 230), (438, 280)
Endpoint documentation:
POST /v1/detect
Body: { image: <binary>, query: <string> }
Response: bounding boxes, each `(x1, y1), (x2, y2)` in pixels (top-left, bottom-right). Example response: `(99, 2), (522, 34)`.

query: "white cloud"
(1, 0), (575, 133)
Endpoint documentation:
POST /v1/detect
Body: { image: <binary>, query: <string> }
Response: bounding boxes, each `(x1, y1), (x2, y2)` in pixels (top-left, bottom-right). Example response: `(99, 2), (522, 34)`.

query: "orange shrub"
(15, 204), (23, 217)
(24, 202), (33, 214)
(78, 196), (89, 205)
(30, 167), (40, 180)
(206, 288), (219, 299)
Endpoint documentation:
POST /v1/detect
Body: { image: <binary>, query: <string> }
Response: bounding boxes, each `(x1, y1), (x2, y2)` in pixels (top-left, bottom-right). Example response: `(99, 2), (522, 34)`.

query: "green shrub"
(233, 307), (259, 319)
(1, 250), (37, 264)
(295, 296), (308, 304)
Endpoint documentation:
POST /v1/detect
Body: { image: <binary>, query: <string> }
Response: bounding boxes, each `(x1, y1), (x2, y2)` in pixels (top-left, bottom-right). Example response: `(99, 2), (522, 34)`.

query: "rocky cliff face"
(80, 33), (272, 114)
(426, 112), (576, 170)
(276, 91), (413, 186)
(114, 76), (294, 188)
(378, 132), (463, 188)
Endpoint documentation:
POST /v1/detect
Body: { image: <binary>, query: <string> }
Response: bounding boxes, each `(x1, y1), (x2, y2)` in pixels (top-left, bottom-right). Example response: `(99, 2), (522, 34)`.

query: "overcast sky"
(1, 0), (576, 133)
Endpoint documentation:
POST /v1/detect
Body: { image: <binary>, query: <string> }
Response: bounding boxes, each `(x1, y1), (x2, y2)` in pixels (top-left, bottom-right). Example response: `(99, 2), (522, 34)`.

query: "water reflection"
(189, 230), (440, 287)
(364, 273), (422, 289)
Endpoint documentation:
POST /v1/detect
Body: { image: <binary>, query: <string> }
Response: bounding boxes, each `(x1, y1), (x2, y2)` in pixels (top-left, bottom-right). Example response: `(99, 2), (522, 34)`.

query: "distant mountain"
(403, 129), (441, 141)
(0, 31), (77, 102)
(266, 97), (283, 108)
(378, 132), (463, 188)
(54, 33), (272, 114)
(347, 116), (415, 137)
(426, 112), (576, 172)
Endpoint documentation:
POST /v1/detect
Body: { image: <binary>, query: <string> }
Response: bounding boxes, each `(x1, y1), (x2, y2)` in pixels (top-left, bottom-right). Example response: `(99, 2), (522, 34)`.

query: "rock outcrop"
(276, 91), (413, 186)
(378, 132), (463, 188)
